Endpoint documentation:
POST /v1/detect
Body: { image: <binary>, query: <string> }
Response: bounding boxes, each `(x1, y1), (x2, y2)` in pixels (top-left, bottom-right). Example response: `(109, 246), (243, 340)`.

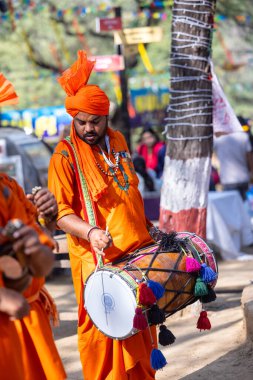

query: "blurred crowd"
(211, 115), (253, 203)
(133, 115), (253, 211)
(132, 127), (166, 197)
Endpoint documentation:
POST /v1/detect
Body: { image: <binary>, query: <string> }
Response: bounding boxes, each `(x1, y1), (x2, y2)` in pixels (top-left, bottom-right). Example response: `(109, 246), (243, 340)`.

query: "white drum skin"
(84, 269), (138, 340)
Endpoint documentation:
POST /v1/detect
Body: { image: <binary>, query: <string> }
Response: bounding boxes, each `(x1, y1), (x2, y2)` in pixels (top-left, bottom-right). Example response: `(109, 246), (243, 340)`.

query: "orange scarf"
(70, 124), (127, 201)
(0, 72), (19, 106)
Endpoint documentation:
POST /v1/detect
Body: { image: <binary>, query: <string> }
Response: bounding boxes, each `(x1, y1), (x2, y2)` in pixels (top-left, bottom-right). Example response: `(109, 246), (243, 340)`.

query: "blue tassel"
(147, 280), (165, 300)
(200, 263), (217, 283)
(150, 348), (167, 370)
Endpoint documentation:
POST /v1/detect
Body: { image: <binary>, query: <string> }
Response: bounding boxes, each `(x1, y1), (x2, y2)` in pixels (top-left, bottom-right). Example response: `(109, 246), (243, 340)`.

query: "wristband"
(87, 226), (100, 242)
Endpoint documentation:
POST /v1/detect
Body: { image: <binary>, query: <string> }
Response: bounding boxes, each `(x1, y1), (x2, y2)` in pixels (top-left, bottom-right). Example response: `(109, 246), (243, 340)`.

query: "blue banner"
(130, 87), (170, 129)
(0, 86), (170, 137)
(0, 106), (72, 138)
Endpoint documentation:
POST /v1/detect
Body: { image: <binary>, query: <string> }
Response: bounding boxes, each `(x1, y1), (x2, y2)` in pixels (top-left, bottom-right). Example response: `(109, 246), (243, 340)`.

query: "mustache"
(84, 133), (98, 137)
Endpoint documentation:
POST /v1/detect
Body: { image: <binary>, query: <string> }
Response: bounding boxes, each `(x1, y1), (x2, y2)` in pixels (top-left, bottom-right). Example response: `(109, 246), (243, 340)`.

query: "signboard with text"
(96, 17), (122, 32)
(91, 55), (125, 72)
(114, 26), (163, 45)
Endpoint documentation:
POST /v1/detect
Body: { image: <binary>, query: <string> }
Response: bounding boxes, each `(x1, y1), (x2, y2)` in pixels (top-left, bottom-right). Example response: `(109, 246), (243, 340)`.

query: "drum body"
(84, 232), (218, 340)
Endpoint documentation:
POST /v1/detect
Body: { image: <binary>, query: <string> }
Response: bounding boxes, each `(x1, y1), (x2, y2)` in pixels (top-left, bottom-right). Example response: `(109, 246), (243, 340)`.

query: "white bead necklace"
(98, 135), (120, 169)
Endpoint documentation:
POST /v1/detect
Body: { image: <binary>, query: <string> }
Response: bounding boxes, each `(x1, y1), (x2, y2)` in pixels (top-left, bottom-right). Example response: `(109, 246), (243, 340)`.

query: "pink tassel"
(133, 307), (148, 330)
(186, 256), (201, 272)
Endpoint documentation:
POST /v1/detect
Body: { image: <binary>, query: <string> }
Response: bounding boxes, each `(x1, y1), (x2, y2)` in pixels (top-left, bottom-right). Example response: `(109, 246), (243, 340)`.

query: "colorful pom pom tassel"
(147, 279), (165, 300)
(185, 256), (201, 272)
(133, 307), (148, 330)
(159, 325), (176, 346)
(147, 304), (166, 325)
(194, 277), (209, 296)
(200, 263), (217, 283)
(150, 348), (167, 370)
(201, 287), (217, 303)
(138, 282), (156, 306)
(197, 310), (211, 331)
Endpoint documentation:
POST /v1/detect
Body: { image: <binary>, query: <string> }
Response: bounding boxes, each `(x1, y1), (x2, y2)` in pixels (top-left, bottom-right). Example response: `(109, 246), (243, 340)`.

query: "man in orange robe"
(0, 73), (66, 380)
(0, 177), (66, 380)
(48, 51), (158, 379)
(0, 174), (66, 380)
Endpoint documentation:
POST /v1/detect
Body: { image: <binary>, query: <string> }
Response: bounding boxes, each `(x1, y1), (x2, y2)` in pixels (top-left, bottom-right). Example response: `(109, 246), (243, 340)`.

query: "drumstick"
(84, 227), (109, 304)
(100, 226), (109, 255)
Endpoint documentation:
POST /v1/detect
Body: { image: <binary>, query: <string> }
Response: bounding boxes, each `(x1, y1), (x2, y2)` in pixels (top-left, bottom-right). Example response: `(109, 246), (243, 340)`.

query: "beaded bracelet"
(87, 226), (100, 242)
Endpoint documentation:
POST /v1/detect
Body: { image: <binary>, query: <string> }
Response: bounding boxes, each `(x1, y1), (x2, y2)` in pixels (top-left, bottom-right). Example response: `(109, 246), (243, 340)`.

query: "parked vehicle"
(0, 126), (52, 193)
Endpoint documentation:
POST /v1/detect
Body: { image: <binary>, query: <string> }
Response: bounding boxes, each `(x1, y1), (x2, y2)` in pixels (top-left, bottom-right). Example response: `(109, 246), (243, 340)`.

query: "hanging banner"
(0, 106), (72, 138)
(130, 87), (170, 128)
(212, 65), (243, 134)
(1, 85), (170, 136)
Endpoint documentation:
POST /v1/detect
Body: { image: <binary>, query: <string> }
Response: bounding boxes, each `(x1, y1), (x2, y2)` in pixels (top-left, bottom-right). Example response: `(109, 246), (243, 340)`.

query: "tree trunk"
(159, 0), (216, 238)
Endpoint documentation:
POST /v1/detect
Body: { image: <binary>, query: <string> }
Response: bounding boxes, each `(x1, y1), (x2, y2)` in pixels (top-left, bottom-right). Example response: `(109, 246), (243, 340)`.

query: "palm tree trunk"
(159, 0), (216, 238)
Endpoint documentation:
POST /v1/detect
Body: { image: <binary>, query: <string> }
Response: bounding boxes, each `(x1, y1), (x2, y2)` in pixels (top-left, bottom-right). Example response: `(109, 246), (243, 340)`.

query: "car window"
(19, 141), (51, 170)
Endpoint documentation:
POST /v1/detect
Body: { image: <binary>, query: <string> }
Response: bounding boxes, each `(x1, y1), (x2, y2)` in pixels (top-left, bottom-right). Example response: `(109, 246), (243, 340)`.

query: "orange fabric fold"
(58, 50), (110, 117)
(69, 125), (127, 202)
(0, 176), (66, 380)
(49, 130), (157, 380)
(0, 72), (19, 106)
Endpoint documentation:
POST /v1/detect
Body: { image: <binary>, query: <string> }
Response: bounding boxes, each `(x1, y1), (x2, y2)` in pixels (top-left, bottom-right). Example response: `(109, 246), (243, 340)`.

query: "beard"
(77, 131), (107, 146)
(74, 117), (108, 146)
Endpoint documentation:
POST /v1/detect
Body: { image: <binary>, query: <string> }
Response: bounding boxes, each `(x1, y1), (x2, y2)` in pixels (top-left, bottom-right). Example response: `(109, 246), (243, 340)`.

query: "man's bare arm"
(57, 214), (112, 255)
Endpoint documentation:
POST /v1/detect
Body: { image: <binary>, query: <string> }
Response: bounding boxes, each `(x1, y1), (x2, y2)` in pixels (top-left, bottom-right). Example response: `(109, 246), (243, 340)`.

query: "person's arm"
(145, 217), (164, 242)
(57, 214), (111, 256)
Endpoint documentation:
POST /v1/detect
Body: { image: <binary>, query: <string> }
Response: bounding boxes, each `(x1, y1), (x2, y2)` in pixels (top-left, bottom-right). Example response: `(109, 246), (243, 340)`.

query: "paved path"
(47, 260), (253, 379)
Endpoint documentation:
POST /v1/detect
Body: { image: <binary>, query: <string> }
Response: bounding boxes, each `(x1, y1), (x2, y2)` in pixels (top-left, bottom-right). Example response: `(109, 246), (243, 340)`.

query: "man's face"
(73, 112), (108, 145)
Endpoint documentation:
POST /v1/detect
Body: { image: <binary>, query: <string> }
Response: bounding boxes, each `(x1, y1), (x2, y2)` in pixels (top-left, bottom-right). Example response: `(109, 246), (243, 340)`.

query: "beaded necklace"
(95, 135), (129, 191)
(95, 150), (120, 177)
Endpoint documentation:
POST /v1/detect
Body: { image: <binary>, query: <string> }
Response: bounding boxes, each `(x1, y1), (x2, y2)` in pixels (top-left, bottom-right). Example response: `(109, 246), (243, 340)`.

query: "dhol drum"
(84, 232), (218, 340)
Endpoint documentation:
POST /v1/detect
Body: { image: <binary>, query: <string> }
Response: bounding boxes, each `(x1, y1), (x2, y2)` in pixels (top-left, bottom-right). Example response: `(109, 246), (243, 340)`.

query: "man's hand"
(27, 188), (58, 221)
(12, 225), (54, 277)
(0, 288), (30, 320)
(89, 228), (112, 256)
(12, 225), (42, 256)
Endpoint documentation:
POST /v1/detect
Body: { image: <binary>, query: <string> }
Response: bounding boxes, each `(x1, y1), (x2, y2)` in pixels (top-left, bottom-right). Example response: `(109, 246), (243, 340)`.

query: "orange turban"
(0, 73), (19, 106)
(58, 51), (110, 117)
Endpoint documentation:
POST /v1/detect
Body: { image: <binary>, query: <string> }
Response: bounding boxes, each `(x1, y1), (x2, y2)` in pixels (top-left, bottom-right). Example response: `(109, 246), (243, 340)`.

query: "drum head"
(84, 270), (137, 339)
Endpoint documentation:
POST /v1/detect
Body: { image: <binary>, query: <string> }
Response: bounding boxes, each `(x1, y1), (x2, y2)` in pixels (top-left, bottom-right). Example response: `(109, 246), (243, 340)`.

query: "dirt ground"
(47, 260), (253, 380)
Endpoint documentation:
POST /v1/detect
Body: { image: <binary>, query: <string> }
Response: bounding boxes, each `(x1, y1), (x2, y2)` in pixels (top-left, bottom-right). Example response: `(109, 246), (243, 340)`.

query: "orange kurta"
(0, 272), (25, 380)
(0, 175), (66, 380)
(48, 129), (157, 380)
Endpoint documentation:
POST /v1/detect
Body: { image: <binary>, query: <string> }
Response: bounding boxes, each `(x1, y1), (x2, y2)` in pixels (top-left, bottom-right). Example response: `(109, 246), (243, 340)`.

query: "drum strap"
(62, 137), (103, 267)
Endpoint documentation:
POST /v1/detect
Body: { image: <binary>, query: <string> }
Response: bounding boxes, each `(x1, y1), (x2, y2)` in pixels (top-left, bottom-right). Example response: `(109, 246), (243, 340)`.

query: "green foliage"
(0, 0), (253, 118)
